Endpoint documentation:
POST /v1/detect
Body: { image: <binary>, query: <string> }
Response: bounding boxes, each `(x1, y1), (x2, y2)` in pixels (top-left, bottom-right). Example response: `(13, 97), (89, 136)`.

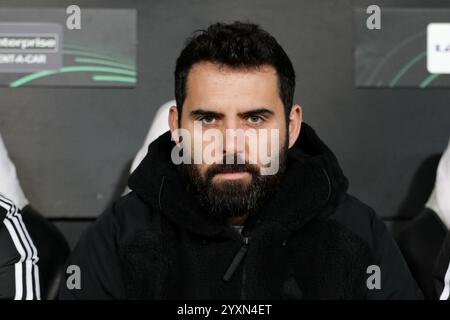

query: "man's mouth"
(213, 169), (251, 180)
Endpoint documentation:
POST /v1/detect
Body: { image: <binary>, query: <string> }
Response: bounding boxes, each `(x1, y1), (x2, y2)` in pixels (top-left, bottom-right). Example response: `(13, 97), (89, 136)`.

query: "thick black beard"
(182, 146), (287, 223)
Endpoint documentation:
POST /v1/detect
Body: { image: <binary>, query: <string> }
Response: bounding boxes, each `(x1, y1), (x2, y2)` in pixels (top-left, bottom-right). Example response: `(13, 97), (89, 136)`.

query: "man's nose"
(222, 118), (245, 158)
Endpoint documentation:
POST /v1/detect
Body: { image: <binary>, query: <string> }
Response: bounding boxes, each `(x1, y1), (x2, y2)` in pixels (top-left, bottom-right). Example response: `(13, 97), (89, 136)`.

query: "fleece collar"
(128, 123), (348, 238)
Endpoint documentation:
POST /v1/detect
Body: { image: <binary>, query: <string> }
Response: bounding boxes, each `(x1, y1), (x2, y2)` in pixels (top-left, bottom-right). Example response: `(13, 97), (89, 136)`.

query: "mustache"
(207, 163), (259, 175)
(205, 154), (260, 179)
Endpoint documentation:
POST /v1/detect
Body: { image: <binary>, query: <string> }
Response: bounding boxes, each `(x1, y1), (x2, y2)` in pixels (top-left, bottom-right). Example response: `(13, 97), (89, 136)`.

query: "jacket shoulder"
(113, 191), (154, 221)
(60, 191), (158, 300)
(330, 193), (378, 247)
(107, 191), (161, 245)
(329, 193), (423, 299)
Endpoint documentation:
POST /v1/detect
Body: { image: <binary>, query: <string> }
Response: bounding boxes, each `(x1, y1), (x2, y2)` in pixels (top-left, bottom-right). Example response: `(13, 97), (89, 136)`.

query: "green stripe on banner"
(92, 75), (136, 83)
(389, 51), (427, 87)
(63, 50), (134, 68)
(74, 58), (136, 70)
(419, 73), (440, 88)
(10, 66), (136, 87)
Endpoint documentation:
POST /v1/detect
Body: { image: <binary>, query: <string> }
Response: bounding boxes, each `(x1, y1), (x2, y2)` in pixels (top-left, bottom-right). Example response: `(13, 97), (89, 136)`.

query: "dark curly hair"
(174, 21), (296, 122)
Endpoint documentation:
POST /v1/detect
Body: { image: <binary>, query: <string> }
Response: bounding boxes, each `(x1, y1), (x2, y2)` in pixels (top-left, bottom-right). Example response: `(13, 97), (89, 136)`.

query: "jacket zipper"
(222, 236), (249, 282)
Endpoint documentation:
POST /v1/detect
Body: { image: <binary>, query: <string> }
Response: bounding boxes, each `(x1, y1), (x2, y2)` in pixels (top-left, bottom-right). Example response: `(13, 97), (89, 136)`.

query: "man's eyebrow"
(189, 109), (224, 118)
(238, 108), (275, 117)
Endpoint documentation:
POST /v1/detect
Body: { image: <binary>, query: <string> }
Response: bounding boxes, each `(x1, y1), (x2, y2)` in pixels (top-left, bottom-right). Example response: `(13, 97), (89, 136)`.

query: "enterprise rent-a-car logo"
(0, 35), (57, 63)
(0, 23), (62, 72)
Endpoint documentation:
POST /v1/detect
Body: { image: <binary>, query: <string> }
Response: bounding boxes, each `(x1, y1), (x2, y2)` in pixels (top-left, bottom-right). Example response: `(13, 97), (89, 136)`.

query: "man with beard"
(60, 22), (422, 299)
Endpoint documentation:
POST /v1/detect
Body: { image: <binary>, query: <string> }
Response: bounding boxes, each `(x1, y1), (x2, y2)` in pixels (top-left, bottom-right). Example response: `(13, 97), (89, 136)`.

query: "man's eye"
(247, 115), (263, 124)
(201, 116), (216, 125)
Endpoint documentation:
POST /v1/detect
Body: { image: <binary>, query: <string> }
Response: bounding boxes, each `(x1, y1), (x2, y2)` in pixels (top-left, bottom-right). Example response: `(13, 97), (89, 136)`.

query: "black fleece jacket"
(60, 123), (423, 299)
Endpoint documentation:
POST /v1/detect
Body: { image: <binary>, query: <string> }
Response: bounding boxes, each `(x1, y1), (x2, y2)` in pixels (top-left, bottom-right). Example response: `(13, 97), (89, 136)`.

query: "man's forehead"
(184, 62), (282, 113)
(185, 62), (279, 93)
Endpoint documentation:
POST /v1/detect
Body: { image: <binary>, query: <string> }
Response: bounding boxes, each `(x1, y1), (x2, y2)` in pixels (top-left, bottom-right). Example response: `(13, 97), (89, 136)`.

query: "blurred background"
(0, 0), (449, 249)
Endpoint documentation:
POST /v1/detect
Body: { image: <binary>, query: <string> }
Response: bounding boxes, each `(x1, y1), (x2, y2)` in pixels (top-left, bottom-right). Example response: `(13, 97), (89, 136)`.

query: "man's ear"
(169, 105), (180, 143)
(288, 104), (302, 149)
